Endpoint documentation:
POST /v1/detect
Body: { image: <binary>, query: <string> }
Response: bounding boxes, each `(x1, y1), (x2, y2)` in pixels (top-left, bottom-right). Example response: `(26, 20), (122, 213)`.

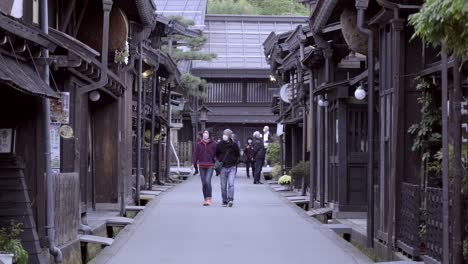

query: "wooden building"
(0, 0), (190, 263)
(184, 15), (306, 144)
(265, 0), (468, 262)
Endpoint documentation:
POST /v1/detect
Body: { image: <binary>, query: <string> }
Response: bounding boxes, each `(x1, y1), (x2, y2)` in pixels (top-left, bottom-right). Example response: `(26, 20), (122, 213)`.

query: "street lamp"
(197, 105), (211, 132)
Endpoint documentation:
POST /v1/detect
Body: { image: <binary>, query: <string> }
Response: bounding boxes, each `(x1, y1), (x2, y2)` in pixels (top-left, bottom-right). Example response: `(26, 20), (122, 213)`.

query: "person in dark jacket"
(215, 129), (240, 207)
(252, 131), (266, 184)
(243, 137), (255, 178)
(192, 130), (217, 206)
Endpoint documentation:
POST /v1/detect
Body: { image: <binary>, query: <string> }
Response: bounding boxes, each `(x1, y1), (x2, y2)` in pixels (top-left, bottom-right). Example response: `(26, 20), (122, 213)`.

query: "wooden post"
(440, 43), (450, 264)
(452, 57), (463, 264)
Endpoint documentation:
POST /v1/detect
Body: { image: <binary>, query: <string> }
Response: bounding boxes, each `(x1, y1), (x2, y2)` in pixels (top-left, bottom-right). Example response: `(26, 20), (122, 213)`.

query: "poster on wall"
(0, 128), (13, 153)
(50, 92), (70, 124)
(50, 124), (60, 173)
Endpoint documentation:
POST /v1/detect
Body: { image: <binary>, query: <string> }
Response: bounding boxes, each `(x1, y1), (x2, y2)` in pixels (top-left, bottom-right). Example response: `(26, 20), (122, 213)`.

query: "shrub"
(0, 222), (28, 264)
(271, 164), (281, 179)
(267, 141), (280, 165)
(290, 161), (310, 188)
(278, 175), (291, 185)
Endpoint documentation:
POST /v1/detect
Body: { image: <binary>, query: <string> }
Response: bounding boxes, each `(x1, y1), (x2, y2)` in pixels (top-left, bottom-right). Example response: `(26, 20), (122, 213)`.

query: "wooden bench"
(125, 205), (145, 212)
(140, 190), (162, 196)
(280, 192), (301, 197)
(140, 194), (155, 201)
(272, 186), (291, 192)
(105, 217), (134, 237)
(80, 235), (114, 262)
(306, 208), (333, 223)
(152, 186), (172, 191)
(287, 196), (309, 201)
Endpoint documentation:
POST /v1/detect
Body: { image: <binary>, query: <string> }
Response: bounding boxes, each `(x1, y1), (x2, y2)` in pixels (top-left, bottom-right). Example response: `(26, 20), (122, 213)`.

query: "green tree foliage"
(208, 0), (309, 16)
(208, 0), (257, 15)
(409, 0), (468, 59)
(266, 140), (280, 165)
(181, 73), (209, 98)
(164, 18), (216, 97)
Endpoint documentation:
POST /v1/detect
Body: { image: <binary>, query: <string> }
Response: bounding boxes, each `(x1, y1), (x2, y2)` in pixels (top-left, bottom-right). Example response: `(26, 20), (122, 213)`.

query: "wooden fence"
(171, 141), (193, 166)
(53, 173), (80, 247)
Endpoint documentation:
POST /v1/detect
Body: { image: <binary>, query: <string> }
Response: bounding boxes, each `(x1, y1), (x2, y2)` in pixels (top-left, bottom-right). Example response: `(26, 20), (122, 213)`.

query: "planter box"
(0, 253), (14, 264)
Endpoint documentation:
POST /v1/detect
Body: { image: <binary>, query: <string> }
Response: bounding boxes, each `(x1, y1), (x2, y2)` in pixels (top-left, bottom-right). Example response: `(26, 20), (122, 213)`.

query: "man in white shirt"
(262, 126), (272, 167)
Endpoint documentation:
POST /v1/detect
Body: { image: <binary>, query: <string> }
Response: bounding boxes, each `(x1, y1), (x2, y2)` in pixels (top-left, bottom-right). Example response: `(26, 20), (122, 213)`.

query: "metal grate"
(425, 187), (445, 262)
(397, 182), (421, 256)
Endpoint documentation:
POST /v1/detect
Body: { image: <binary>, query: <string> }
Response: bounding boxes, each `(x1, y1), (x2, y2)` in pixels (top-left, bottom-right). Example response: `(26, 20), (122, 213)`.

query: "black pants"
(254, 159), (264, 182)
(245, 160), (255, 177)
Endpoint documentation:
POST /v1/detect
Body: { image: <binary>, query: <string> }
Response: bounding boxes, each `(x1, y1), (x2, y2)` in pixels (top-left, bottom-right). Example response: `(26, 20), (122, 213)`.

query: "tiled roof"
(154, 0), (207, 30)
(193, 15), (307, 70)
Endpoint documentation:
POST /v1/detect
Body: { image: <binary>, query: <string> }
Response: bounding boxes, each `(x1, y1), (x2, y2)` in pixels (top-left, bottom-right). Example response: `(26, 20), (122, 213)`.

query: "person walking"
(252, 131), (266, 184)
(215, 129), (240, 207)
(192, 130), (217, 206)
(243, 137), (255, 178)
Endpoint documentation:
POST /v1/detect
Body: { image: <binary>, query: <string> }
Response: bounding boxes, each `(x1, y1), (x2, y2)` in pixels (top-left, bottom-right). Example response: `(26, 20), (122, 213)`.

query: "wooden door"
(346, 104), (368, 209)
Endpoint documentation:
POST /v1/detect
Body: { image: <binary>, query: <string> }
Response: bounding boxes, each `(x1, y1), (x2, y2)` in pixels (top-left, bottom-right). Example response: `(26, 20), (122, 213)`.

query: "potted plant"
(278, 175), (292, 186)
(0, 222), (28, 264)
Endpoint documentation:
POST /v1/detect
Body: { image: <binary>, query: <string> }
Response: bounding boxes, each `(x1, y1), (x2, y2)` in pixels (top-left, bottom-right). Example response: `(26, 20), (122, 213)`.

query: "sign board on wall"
(50, 124), (60, 173)
(50, 92), (70, 124)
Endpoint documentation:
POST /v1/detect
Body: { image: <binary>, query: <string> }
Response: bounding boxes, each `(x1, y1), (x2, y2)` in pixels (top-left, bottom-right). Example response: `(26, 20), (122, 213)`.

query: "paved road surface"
(93, 168), (372, 264)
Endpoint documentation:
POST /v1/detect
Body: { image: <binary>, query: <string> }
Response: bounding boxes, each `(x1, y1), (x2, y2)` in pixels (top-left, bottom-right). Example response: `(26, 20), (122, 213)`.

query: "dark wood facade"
(265, 0), (468, 262)
(0, 0), (188, 263)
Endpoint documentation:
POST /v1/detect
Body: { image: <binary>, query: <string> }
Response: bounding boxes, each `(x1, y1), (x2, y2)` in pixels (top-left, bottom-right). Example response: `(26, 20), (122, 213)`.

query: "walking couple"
(192, 129), (240, 207)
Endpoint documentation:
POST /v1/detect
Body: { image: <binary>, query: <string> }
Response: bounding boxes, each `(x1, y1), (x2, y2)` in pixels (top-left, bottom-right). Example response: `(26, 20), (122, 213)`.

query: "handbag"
(215, 150), (229, 176)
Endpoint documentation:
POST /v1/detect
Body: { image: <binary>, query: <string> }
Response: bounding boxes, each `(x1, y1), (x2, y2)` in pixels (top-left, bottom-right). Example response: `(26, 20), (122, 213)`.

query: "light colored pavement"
(93, 168), (372, 264)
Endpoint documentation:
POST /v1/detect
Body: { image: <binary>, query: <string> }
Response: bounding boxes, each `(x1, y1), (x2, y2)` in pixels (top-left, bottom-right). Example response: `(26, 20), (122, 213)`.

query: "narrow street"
(92, 169), (372, 264)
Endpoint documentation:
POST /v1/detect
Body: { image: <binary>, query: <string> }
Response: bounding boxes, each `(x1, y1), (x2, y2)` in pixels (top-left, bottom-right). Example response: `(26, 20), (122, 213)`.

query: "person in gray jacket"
(215, 129), (240, 207)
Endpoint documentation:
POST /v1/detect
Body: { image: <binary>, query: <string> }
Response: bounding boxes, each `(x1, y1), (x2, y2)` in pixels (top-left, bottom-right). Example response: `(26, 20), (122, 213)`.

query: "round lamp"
(354, 85), (366, 100)
(89, 90), (100, 102)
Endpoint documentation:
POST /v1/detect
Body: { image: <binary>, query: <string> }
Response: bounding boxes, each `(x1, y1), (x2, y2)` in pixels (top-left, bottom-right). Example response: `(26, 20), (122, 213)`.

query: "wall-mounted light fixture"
(89, 90), (101, 102)
(142, 70), (153, 79)
(318, 95), (329, 107)
(354, 83), (366, 100)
